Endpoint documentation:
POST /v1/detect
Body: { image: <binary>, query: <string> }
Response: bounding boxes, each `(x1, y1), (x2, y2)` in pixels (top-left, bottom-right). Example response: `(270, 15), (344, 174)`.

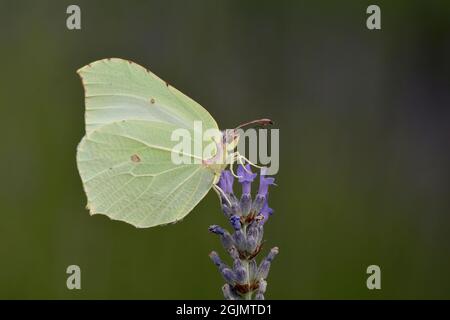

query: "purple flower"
(237, 164), (257, 195)
(260, 198), (274, 223)
(218, 170), (234, 194)
(257, 168), (275, 197)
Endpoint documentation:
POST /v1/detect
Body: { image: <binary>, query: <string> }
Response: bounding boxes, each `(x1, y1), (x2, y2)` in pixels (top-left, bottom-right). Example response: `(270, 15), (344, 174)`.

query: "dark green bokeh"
(0, 0), (449, 299)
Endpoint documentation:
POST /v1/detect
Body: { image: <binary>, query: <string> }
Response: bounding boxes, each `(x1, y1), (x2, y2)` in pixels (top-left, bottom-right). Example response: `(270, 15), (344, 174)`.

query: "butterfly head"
(204, 119), (273, 182)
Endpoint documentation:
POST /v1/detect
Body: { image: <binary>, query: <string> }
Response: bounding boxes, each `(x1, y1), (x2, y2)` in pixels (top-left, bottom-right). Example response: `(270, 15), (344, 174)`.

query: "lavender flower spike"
(208, 165), (279, 300)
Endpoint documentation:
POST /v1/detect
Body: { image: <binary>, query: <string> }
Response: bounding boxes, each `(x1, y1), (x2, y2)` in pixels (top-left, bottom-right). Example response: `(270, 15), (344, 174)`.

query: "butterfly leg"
(236, 153), (253, 174)
(212, 184), (231, 206)
(227, 152), (241, 179)
(236, 153), (264, 171)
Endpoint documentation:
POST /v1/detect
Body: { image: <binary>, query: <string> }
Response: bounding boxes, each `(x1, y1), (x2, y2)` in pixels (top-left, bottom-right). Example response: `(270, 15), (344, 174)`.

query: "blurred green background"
(0, 0), (449, 299)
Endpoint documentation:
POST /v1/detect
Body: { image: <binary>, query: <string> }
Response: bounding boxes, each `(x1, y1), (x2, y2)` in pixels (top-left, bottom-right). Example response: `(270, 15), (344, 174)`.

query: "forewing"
(76, 120), (215, 228)
(77, 58), (218, 134)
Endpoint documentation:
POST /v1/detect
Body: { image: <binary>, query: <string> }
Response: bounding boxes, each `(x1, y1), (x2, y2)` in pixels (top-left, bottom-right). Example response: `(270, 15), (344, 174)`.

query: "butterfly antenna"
(235, 118), (273, 130)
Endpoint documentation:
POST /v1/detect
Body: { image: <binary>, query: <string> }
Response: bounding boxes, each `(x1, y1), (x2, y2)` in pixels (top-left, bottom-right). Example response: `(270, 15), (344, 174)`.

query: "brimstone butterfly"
(76, 58), (271, 228)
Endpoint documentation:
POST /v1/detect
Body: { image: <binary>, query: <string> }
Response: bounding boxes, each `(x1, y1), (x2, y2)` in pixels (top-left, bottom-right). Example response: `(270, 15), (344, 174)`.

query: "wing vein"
(135, 166), (202, 226)
(103, 133), (203, 161)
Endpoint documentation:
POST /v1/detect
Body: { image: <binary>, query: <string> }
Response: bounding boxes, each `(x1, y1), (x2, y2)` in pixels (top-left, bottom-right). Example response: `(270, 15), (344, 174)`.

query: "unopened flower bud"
(258, 279), (267, 294)
(221, 267), (236, 285)
(246, 223), (261, 253)
(230, 215), (241, 231)
(221, 203), (233, 217)
(233, 259), (247, 283)
(233, 230), (246, 251)
(208, 225), (225, 235)
(246, 234), (258, 253)
(209, 225), (234, 250)
(209, 251), (226, 271)
(221, 231), (234, 250)
(249, 259), (258, 280)
(266, 247), (279, 262)
(252, 194), (266, 215)
(222, 284), (241, 300)
(257, 247), (279, 279)
(239, 193), (252, 216)
(228, 246), (240, 260)
(257, 260), (271, 280)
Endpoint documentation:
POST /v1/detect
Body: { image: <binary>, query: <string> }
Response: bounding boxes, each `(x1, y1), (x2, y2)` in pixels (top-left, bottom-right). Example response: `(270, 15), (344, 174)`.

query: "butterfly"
(76, 58), (271, 228)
